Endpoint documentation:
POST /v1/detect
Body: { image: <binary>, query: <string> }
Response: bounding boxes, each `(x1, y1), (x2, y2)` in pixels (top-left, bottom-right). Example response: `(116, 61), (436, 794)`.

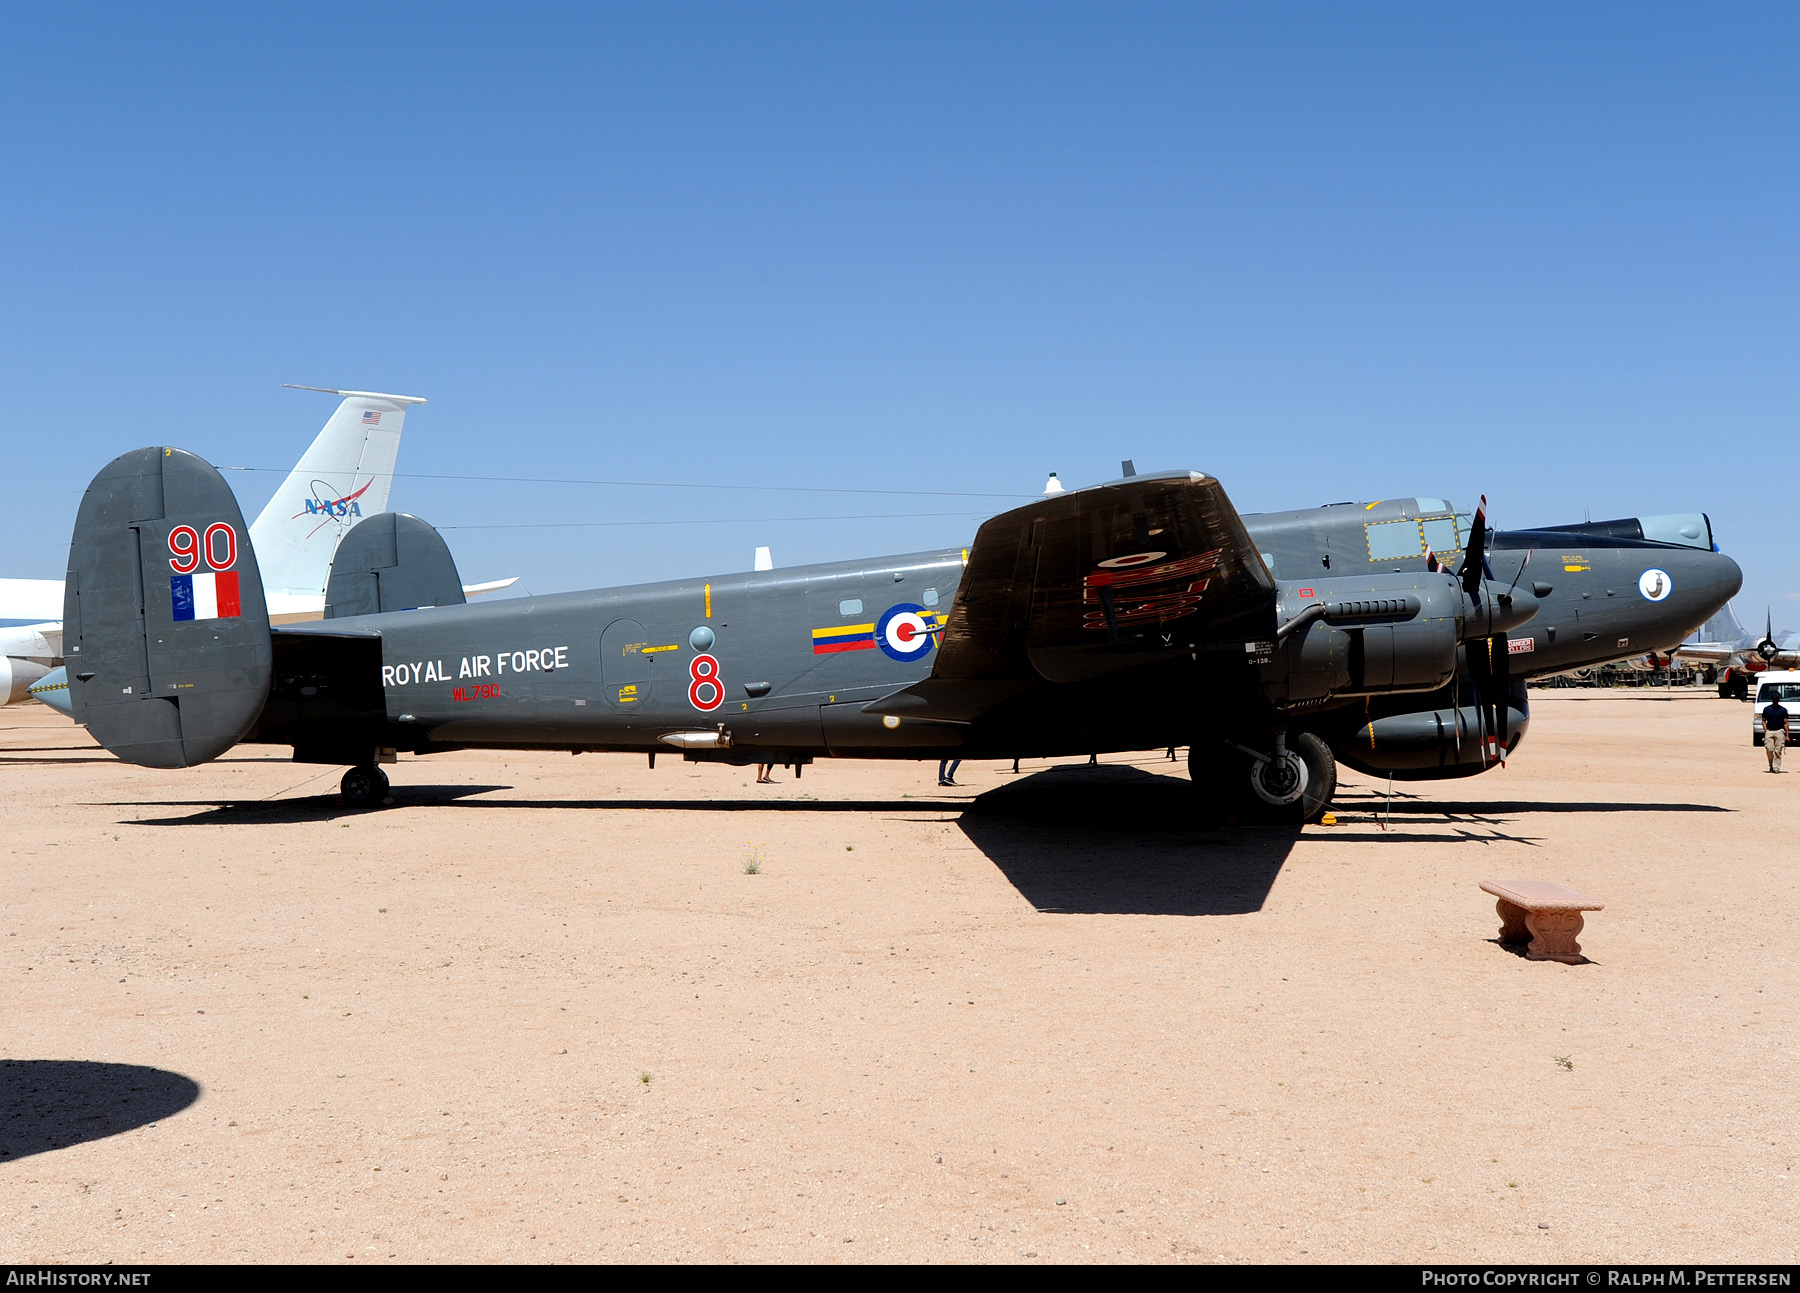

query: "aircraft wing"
(879, 472), (1276, 724)
(1671, 641), (1737, 666)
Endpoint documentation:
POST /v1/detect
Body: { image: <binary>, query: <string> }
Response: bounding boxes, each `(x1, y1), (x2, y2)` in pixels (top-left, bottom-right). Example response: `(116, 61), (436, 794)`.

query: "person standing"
(938, 757), (962, 787)
(1762, 694), (1790, 772)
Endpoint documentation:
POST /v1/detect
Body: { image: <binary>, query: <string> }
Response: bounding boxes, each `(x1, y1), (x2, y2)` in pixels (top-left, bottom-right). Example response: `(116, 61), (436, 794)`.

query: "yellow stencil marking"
(704, 582), (712, 618)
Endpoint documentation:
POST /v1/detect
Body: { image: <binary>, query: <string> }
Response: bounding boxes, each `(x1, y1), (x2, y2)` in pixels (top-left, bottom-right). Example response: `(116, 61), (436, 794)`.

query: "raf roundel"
(1638, 568), (1673, 602)
(875, 602), (938, 662)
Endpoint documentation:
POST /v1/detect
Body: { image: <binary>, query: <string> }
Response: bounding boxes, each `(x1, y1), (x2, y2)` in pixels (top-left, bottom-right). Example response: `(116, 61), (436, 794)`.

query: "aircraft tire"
(340, 765), (390, 808)
(1187, 734), (1335, 825)
(1275, 732), (1336, 826)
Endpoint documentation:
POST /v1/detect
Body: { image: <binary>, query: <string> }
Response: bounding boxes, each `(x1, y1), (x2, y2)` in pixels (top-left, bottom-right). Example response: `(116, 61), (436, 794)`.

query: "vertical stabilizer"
(250, 387), (425, 618)
(1690, 599), (1747, 645)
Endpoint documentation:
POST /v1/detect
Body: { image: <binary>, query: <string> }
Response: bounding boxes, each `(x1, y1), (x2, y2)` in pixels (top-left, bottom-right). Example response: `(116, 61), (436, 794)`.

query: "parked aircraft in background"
(4, 387), (422, 704)
(1673, 602), (1800, 697)
(51, 447), (1741, 822)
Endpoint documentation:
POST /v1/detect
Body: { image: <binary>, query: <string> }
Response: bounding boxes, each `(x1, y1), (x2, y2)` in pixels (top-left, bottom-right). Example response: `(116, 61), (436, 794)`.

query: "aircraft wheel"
(1246, 733), (1336, 826)
(1188, 734), (1335, 825)
(340, 765), (390, 807)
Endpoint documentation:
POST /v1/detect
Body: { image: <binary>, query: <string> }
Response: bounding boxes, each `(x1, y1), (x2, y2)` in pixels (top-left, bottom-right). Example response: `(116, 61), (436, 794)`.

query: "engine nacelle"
(1271, 573), (1537, 703)
(1338, 683), (1531, 779)
(2, 655), (51, 706)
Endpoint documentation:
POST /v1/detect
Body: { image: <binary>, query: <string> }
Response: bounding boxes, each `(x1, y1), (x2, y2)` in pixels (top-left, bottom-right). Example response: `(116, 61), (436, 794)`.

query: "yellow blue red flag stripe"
(812, 622), (876, 654)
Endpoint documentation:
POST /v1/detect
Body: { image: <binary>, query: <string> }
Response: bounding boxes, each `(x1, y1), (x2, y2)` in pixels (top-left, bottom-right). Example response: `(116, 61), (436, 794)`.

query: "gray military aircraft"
(56, 448), (1741, 822)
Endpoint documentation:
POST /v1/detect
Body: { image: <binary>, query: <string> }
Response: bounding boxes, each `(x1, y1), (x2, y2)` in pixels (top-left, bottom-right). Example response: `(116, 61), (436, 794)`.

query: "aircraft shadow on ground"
(1351, 798), (1731, 815)
(0, 1060), (200, 1162)
(956, 764), (1299, 917)
(115, 785), (512, 826)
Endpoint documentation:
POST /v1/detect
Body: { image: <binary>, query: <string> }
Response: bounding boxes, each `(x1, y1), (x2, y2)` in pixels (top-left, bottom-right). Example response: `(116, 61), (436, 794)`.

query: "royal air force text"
(382, 647), (570, 688)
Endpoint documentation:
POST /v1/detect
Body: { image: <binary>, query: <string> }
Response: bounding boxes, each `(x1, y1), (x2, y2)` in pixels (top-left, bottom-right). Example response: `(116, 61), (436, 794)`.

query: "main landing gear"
(1188, 731), (1337, 825)
(340, 765), (391, 807)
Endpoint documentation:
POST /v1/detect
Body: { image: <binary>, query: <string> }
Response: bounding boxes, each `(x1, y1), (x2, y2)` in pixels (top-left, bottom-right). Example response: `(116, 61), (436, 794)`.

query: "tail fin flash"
(251, 387), (425, 618)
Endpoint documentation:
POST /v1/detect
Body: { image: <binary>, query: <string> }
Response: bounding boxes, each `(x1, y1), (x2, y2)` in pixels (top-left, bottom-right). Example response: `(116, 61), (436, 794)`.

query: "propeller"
(1455, 497), (1509, 765)
(1757, 608), (1779, 663)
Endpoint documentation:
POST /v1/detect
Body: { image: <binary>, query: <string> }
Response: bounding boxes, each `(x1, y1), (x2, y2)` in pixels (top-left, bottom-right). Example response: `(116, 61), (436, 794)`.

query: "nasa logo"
(1638, 568), (1672, 602)
(295, 478), (375, 536)
(875, 603), (939, 662)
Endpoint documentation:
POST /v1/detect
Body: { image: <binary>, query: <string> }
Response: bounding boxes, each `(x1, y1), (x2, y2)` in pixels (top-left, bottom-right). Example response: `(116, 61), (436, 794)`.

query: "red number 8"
(168, 526), (201, 573)
(688, 653), (723, 711)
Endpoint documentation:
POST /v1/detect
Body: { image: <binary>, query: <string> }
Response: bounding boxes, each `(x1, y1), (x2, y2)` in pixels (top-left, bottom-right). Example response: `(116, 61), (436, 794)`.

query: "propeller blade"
(1490, 631), (1511, 762)
(1465, 636), (1493, 767)
(1460, 496), (1489, 601)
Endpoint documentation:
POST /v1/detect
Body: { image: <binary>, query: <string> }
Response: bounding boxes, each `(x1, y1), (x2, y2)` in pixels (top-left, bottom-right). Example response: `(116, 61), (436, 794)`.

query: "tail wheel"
(340, 765), (390, 807)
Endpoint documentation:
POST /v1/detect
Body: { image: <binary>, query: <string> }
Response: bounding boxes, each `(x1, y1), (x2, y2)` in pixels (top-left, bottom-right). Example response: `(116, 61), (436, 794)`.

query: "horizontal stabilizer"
(463, 577), (519, 597)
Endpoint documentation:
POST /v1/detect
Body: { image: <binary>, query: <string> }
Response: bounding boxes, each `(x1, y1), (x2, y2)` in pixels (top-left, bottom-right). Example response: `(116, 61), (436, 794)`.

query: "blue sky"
(3, 5), (1795, 619)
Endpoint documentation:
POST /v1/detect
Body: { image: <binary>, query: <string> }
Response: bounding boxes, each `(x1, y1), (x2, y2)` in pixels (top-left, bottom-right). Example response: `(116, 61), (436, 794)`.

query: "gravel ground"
(1, 692), (1794, 1263)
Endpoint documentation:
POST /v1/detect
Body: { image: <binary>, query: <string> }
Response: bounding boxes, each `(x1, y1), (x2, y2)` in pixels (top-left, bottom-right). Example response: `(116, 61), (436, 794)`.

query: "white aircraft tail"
(1691, 599), (1748, 645)
(251, 386), (425, 616)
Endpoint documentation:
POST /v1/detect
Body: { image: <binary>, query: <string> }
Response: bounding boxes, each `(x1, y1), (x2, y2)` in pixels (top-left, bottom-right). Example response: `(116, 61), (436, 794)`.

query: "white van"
(1752, 671), (1800, 746)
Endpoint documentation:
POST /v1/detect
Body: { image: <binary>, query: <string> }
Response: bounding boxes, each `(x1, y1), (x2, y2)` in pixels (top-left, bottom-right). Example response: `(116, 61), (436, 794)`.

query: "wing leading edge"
(870, 471), (1276, 721)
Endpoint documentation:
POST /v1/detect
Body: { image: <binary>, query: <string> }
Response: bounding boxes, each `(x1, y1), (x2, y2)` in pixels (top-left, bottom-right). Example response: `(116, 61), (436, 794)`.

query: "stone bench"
(1479, 880), (1605, 965)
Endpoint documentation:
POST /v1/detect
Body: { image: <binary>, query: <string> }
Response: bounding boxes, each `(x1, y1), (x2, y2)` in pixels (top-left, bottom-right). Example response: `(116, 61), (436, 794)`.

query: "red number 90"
(688, 653), (723, 711)
(168, 526), (201, 573)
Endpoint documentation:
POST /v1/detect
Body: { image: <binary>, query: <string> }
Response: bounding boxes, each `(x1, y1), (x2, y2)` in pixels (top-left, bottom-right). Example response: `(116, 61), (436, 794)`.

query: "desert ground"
(1, 691), (1795, 1264)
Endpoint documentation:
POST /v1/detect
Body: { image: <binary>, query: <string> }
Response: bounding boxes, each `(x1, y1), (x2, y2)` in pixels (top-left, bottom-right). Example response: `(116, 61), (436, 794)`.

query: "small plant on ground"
(743, 843), (764, 875)
(639, 1071), (653, 1085)
(1553, 1055), (1573, 1071)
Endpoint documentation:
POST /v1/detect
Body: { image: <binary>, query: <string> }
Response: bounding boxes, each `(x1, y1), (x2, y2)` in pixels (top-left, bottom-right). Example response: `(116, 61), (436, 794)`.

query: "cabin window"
(1421, 516), (1462, 554)
(1366, 520), (1423, 561)
(838, 598), (864, 616)
(923, 588), (939, 607)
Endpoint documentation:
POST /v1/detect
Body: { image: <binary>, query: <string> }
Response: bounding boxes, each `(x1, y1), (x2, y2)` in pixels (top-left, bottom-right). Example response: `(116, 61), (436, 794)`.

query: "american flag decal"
(362, 410), (381, 425)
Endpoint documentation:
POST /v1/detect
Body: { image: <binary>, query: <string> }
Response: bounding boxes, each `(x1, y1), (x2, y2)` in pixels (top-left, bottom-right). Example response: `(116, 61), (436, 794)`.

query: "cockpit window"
(1421, 516), (1464, 554)
(1366, 520), (1423, 561)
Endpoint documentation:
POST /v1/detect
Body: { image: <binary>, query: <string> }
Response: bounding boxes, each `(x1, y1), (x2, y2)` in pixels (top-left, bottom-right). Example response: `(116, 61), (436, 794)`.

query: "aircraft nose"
(1702, 550), (1745, 606)
(26, 665), (71, 715)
